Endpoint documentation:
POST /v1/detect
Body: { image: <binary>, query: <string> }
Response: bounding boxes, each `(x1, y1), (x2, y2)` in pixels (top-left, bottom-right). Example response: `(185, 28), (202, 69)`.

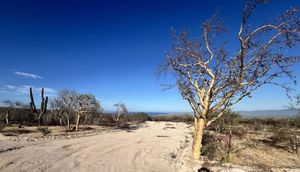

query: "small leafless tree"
(157, 0), (300, 160)
(51, 89), (78, 130)
(2, 100), (25, 125)
(50, 99), (64, 126)
(73, 93), (102, 131)
(29, 87), (48, 126)
(113, 102), (128, 121)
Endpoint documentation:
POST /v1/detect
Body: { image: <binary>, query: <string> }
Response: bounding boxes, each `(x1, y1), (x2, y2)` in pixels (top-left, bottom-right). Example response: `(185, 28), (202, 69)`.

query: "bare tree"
(73, 93), (102, 131)
(157, 0), (300, 160)
(50, 99), (64, 126)
(113, 102), (128, 121)
(2, 100), (25, 125)
(50, 89), (78, 130)
(29, 87), (48, 126)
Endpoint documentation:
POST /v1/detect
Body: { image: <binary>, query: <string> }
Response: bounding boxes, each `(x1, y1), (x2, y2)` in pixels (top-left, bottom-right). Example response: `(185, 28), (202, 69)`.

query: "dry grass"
(223, 125), (300, 171)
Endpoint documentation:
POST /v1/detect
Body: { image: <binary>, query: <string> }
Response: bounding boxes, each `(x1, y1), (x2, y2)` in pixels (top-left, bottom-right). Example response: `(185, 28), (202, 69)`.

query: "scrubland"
(0, 113), (299, 172)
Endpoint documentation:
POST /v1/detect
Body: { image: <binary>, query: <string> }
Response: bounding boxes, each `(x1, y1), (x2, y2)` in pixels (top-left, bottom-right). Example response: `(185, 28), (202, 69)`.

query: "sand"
(0, 122), (194, 172)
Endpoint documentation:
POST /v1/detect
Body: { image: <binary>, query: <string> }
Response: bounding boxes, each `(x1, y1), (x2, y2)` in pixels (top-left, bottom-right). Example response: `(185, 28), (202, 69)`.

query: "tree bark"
(38, 114), (43, 126)
(226, 131), (232, 160)
(116, 114), (121, 121)
(84, 115), (88, 124)
(66, 115), (70, 131)
(192, 118), (205, 160)
(59, 118), (62, 126)
(6, 110), (10, 125)
(194, 117), (198, 134)
(75, 114), (81, 131)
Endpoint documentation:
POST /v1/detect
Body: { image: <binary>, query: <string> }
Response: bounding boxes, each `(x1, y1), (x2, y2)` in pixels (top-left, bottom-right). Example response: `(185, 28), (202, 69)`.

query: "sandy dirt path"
(0, 122), (193, 172)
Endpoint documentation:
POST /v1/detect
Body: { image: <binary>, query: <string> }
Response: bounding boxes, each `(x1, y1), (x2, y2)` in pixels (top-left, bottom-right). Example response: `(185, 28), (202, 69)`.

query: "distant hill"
(146, 109), (299, 118)
(146, 112), (190, 116)
(238, 109), (299, 118)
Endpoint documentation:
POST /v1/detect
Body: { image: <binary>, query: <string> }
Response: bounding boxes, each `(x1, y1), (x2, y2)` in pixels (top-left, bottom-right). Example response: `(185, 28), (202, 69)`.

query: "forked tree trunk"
(75, 114), (81, 131)
(192, 117), (206, 160)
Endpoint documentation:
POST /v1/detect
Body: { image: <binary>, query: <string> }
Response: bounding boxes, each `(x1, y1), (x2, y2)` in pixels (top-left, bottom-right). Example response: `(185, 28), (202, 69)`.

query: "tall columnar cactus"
(29, 87), (48, 126)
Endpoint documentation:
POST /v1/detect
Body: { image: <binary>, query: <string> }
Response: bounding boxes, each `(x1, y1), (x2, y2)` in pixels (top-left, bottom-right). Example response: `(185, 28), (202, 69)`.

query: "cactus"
(29, 87), (48, 126)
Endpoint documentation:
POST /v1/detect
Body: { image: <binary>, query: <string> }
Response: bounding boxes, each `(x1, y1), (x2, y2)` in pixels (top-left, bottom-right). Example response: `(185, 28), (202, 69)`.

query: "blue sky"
(0, 0), (299, 112)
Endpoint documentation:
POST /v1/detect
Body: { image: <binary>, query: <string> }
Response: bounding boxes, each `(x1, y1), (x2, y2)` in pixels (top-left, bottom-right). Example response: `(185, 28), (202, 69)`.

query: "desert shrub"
(2, 128), (33, 135)
(241, 118), (266, 131)
(0, 124), (5, 131)
(209, 110), (241, 133)
(170, 152), (177, 159)
(269, 128), (299, 153)
(81, 126), (94, 131)
(252, 121), (265, 131)
(127, 112), (152, 123)
(231, 126), (246, 139)
(201, 130), (241, 163)
(43, 112), (59, 126)
(201, 111), (242, 162)
(97, 112), (151, 126)
(289, 115), (300, 128)
(269, 129), (286, 145)
(37, 127), (51, 136)
(0, 107), (36, 126)
(220, 154), (230, 164)
(96, 113), (116, 126)
(288, 134), (299, 153)
(264, 118), (278, 126)
(241, 118), (296, 131)
(201, 132), (223, 160)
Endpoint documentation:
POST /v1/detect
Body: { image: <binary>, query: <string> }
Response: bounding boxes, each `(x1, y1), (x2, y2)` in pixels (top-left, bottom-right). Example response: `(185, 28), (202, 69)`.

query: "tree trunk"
(116, 114), (120, 121)
(38, 114), (43, 126)
(6, 110), (10, 125)
(75, 114), (81, 131)
(84, 115), (88, 124)
(194, 117), (198, 135)
(59, 118), (63, 126)
(226, 130), (232, 161)
(192, 118), (205, 160)
(66, 115), (70, 131)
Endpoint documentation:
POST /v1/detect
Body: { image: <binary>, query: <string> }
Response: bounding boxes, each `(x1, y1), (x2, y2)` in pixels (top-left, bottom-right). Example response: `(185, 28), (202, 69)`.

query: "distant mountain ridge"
(145, 109), (299, 118)
(238, 109), (299, 118)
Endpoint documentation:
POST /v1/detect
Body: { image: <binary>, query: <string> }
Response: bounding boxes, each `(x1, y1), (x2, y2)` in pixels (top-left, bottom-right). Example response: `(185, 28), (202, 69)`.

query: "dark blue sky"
(0, 0), (299, 112)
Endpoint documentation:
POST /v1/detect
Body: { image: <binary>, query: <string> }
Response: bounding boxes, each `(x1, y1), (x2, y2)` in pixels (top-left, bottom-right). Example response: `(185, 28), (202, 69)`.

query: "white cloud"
(1, 85), (57, 96)
(14, 71), (43, 79)
(43, 87), (57, 95)
(5, 85), (16, 89)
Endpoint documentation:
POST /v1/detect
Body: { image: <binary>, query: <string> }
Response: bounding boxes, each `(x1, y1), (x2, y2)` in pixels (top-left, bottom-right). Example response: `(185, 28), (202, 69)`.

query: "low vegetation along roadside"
(1, 105), (299, 171)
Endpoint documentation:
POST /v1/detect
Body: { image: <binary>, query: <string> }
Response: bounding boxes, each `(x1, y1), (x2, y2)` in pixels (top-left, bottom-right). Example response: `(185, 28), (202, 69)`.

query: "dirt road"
(0, 122), (193, 172)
